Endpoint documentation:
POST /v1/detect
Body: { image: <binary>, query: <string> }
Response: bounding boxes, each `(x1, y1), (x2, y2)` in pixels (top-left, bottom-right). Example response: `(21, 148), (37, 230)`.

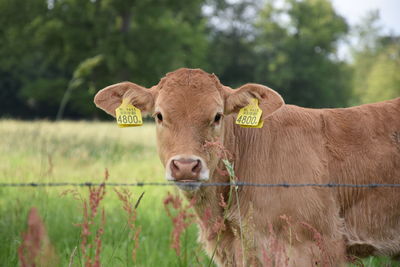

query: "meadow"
(0, 120), (396, 266)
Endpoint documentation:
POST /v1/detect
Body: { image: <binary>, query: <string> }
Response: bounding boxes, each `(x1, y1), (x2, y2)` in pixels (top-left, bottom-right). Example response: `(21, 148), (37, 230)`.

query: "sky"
(331, 0), (400, 34)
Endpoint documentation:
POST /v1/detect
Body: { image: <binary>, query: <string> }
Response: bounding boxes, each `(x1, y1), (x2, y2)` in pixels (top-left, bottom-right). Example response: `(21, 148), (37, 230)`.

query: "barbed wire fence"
(1, 181), (400, 188)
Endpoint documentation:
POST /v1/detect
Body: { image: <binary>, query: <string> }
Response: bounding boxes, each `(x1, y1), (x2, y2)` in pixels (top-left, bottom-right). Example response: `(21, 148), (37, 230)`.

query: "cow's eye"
(156, 112), (163, 122)
(214, 113), (222, 124)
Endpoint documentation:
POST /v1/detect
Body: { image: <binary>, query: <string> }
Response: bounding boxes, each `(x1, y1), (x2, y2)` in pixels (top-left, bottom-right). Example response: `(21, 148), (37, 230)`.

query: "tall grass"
(0, 120), (395, 266)
(0, 120), (209, 266)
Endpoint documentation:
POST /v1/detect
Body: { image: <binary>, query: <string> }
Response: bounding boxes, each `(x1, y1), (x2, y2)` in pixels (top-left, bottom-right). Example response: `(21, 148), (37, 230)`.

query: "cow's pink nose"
(170, 159), (202, 181)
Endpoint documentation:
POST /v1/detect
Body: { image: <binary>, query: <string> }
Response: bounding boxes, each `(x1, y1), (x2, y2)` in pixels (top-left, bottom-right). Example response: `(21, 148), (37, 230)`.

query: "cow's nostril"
(171, 160), (179, 171)
(192, 160), (201, 173)
(172, 160), (179, 169)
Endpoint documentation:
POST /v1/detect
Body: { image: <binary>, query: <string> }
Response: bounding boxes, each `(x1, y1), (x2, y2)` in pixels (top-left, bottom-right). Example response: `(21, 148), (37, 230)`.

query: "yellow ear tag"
(235, 98), (263, 128)
(115, 99), (143, 127)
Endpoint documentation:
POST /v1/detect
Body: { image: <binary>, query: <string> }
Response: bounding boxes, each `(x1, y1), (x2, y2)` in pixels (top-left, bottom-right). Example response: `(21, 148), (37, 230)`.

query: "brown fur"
(94, 68), (400, 266)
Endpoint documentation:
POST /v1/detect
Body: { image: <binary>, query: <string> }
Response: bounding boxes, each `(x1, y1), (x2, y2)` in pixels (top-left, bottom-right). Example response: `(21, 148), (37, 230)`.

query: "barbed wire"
(1, 181), (400, 188)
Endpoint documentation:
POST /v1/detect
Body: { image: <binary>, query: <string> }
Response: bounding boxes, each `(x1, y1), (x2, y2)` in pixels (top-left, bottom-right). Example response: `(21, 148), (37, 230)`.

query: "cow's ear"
(94, 82), (155, 117)
(224, 83), (284, 119)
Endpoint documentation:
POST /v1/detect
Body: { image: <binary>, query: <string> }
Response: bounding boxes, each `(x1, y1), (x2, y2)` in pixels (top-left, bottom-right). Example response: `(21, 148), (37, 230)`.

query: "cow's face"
(94, 68), (284, 190)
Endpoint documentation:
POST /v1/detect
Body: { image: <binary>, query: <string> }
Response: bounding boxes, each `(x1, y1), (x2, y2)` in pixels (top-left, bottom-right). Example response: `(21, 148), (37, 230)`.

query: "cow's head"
(94, 68), (284, 190)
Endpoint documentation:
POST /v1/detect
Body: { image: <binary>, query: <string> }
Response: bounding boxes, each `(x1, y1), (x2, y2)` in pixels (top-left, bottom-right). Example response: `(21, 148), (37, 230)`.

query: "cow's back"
(322, 97), (400, 257)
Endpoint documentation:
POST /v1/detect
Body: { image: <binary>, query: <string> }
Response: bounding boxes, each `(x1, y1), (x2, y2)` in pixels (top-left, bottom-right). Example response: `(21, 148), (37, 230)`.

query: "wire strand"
(1, 182), (400, 188)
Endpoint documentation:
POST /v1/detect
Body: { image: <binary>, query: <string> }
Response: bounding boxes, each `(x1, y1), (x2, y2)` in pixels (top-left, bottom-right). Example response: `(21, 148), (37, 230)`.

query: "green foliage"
(0, 0), (398, 118)
(351, 11), (400, 104)
(205, 0), (352, 108)
(253, 0), (351, 107)
(0, 0), (208, 118)
(362, 43), (400, 103)
(205, 0), (262, 86)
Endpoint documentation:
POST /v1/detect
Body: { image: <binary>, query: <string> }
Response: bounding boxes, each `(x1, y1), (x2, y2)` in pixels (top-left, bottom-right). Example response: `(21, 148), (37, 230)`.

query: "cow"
(94, 68), (400, 266)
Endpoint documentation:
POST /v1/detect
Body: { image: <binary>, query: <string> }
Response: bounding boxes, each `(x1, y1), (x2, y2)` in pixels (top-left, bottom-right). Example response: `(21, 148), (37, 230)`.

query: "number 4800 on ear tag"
(235, 98), (264, 128)
(115, 99), (143, 127)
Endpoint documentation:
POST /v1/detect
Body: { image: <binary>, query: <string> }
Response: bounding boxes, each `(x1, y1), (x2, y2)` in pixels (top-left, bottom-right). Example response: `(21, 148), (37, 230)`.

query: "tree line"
(0, 0), (398, 119)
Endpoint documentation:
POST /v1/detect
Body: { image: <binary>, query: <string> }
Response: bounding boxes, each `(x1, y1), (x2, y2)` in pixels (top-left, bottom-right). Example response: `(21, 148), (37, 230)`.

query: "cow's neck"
(182, 172), (229, 231)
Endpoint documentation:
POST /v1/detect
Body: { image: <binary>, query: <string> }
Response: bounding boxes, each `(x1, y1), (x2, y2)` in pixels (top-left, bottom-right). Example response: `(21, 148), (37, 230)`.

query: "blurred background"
(1, 0), (399, 120)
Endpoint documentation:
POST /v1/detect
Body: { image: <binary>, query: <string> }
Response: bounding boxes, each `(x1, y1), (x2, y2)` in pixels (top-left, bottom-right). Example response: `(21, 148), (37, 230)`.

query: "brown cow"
(94, 68), (400, 266)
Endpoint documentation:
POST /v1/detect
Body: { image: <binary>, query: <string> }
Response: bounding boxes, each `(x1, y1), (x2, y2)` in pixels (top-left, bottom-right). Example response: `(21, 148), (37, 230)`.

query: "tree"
(253, 0), (351, 108)
(362, 42), (400, 103)
(0, 0), (49, 117)
(0, 0), (367, 118)
(351, 11), (400, 104)
(0, 0), (209, 118)
(205, 0), (263, 86)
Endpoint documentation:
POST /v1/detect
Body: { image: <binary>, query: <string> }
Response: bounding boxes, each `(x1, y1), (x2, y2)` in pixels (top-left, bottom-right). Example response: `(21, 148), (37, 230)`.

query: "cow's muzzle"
(166, 155), (209, 191)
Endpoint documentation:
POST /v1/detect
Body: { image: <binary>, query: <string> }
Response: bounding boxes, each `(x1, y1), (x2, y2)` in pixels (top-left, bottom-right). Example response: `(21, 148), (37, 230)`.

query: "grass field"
(0, 120), (397, 266)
